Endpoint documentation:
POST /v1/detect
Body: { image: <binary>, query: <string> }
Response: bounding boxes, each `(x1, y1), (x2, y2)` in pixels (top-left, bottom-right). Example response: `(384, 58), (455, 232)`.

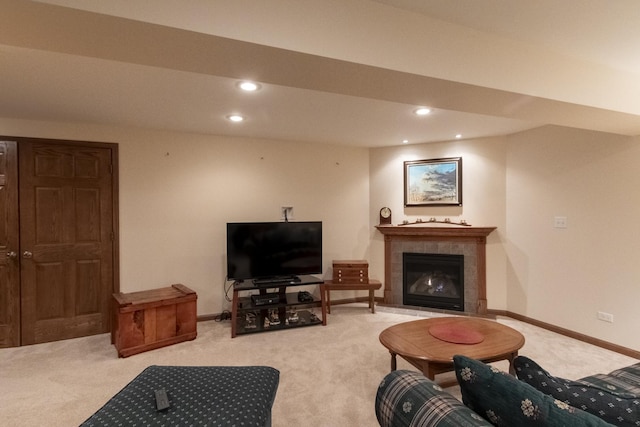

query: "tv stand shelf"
(231, 275), (326, 338)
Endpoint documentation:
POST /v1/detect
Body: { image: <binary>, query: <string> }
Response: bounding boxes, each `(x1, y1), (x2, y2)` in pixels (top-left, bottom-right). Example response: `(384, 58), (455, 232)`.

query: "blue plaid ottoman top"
(81, 365), (280, 426)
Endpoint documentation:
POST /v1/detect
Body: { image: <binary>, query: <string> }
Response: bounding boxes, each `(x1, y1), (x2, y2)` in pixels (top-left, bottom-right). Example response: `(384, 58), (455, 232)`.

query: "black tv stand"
(231, 275), (326, 337)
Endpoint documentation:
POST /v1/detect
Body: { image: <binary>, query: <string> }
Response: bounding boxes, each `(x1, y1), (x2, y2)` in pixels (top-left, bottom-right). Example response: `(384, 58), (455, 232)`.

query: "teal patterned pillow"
(453, 355), (613, 426)
(514, 356), (639, 426)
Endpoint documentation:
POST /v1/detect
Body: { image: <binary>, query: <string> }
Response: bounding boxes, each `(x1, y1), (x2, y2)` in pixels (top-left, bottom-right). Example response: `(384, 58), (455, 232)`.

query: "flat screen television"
(226, 221), (323, 282)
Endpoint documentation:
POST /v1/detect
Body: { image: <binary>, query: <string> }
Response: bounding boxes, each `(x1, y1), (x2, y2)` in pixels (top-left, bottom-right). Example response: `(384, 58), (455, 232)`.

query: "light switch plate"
(554, 216), (567, 228)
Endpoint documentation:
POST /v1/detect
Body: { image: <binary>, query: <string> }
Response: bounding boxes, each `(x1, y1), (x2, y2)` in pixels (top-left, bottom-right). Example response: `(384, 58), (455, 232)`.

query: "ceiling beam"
(2, 0), (639, 135)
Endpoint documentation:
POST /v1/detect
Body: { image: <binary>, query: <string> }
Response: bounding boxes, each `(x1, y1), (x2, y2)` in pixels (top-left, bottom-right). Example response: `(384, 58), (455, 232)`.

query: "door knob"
(6, 251), (17, 259)
(22, 251), (33, 259)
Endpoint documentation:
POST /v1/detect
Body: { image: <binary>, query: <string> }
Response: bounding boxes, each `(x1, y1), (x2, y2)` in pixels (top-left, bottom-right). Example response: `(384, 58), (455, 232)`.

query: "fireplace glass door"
(403, 253), (464, 311)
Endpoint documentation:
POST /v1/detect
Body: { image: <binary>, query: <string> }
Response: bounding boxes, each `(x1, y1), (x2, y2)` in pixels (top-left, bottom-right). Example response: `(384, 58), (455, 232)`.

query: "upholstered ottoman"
(81, 365), (280, 426)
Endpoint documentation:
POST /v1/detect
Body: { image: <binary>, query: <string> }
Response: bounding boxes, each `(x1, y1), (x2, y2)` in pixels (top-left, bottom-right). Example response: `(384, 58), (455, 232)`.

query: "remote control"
(154, 389), (170, 411)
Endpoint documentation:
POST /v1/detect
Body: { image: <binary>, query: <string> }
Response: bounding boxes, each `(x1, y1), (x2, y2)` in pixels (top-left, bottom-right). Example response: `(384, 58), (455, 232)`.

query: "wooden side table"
(322, 279), (381, 313)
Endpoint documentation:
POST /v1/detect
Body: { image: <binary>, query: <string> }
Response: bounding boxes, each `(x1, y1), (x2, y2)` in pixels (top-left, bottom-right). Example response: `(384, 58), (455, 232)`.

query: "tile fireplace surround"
(376, 225), (496, 314)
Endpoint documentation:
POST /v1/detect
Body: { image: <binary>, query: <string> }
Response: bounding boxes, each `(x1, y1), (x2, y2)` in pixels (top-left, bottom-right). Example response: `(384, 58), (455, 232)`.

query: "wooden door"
(19, 139), (117, 345)
(0, 140), (20, 347)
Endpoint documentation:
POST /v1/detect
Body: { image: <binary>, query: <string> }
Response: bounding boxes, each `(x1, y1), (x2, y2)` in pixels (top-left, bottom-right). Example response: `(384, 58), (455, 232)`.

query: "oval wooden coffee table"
(379, 317), (525, 380)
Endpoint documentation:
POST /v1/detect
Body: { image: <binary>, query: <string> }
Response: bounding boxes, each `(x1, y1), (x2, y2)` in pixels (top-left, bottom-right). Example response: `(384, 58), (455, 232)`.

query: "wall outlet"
(597, 311), (614, 323)
(281, 206), (293, 221)
(554, 216), (568, 228)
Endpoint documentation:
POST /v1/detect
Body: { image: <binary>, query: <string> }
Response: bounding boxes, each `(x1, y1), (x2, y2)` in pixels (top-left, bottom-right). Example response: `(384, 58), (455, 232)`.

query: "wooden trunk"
(112, 284), (197, 357)
(332, 260), (369, 284)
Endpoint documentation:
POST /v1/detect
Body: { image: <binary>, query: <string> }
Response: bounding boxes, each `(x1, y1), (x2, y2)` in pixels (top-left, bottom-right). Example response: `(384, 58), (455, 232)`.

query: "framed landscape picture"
(404, 157), (462, 206)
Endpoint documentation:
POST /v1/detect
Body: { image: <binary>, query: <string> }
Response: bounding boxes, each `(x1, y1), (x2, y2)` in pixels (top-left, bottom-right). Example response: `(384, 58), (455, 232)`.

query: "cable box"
(251, 294), (281, 306)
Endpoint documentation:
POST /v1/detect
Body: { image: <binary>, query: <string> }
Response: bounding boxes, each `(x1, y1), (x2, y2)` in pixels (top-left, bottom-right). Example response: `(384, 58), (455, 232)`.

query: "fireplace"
(403, 253), (464, 311)
(376, 225), (496, 314)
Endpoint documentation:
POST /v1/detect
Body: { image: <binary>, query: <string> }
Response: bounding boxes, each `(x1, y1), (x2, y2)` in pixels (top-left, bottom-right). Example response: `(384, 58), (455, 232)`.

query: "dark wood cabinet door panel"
(0, 140), (20, 348)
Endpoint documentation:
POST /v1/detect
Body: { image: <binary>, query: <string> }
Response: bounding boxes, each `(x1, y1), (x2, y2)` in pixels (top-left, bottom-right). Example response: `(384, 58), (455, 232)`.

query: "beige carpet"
(0, 304), (637, 426)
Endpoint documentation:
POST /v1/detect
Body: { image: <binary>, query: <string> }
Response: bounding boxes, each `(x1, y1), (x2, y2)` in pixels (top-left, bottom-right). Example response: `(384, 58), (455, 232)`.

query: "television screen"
(226, 221), (323, 282)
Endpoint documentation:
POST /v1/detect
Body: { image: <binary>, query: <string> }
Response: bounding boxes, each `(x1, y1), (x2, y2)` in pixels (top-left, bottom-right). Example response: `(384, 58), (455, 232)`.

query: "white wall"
(4, 117), (638, 350)
(369, 137), (509, 310)
(506, 126), (640, 350)
(1, 118), (371, 315)
(369, 127), (640, 351)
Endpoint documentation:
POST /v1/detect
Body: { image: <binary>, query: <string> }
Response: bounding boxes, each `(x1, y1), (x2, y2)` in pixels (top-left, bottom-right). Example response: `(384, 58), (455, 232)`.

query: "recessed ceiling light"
(238, 81), (260, 91)
(227, 114), (245, 122)
(414, 107), (431, 116)
(455, 134), (462, 139)
(402, 139), (409, 144)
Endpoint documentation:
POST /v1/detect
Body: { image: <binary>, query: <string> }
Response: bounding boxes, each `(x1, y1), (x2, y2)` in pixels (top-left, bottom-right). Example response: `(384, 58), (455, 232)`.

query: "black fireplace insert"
(403, 252), (464, 311)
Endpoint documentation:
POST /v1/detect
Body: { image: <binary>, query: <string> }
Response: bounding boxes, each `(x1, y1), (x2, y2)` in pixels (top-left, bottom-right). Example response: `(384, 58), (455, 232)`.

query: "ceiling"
(375, 0), (640, 74)
(1, 0), (639, 148)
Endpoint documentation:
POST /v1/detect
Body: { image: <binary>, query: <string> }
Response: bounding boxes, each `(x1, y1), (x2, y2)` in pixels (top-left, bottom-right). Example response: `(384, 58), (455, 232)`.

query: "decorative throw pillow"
(376, 370), (493, 427)
(453, 355), (613, 426)
(580, 363), (640, 396)
(514, 356), (639, 426)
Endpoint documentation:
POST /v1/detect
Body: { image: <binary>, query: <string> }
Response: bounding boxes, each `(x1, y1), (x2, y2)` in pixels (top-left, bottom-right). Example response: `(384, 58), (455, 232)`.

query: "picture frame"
(404, 157), (462, 206)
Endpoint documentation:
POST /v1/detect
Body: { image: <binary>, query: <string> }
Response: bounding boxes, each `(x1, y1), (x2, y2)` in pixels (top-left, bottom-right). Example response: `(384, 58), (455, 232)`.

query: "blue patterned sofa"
(514, 356), (640, 426)
(376, 355), (640, 426)
(81, 365), (279, 426)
